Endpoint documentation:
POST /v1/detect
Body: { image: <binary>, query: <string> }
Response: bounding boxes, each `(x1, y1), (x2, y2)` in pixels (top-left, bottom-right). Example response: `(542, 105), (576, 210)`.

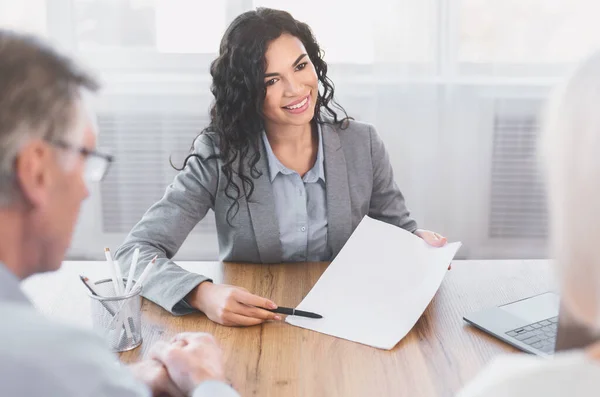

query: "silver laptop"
(464, 292), (600, 356)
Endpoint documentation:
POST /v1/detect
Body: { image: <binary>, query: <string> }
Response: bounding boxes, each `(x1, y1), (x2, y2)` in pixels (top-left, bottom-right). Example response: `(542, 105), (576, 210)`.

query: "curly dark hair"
(173, 7), (350, 224)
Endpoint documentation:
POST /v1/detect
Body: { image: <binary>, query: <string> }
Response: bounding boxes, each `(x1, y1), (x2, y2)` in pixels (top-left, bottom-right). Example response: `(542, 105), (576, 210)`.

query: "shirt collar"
(261, 124), (326, 183)
(0, 262), (30, 304)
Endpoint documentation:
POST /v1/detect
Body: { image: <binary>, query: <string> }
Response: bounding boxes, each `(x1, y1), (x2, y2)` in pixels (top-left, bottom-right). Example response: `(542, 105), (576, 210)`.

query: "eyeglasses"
(48, 140), (114, 182)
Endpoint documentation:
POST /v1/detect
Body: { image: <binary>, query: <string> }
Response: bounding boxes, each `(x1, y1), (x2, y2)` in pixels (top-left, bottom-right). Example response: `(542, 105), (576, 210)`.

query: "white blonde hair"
(541, 50), (600, 330)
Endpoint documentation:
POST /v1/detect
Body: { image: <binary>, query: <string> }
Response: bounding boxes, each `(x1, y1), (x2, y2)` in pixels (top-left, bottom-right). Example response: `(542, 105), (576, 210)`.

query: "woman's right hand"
(187, 282), (281, 326)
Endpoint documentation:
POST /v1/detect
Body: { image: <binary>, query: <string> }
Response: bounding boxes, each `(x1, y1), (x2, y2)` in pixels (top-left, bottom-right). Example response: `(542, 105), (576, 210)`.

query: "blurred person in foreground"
(0, 30), (239, 397)
(457, 50), (600, 397)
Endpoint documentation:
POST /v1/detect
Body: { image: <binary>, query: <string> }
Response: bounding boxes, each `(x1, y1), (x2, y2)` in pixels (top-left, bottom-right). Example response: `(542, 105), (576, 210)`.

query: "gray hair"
(0, 30), (99, 205)
(541, 50), (600, 331)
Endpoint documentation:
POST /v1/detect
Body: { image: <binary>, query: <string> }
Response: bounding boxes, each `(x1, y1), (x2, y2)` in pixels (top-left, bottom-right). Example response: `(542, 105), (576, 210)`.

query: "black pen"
(267, 306), (323, 319)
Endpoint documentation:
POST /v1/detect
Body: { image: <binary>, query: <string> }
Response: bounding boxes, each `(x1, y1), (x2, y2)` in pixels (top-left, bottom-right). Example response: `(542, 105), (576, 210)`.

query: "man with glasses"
(49, 139), (115, 182)
(0, 30), (239, 397)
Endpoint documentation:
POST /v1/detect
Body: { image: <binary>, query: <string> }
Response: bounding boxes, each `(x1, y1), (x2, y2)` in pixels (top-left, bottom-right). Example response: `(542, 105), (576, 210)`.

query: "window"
(458, 0), (600, 75)
(253, 0), (436, 65)
(74, 0), (156, 51)
(73, 0), (226, 54)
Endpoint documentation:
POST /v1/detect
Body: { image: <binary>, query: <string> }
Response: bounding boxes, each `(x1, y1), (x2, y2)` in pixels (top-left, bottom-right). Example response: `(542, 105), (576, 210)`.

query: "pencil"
(131, 255), (158, 293)
(104, 248), (133, 339)
(124, 247), (140, 294)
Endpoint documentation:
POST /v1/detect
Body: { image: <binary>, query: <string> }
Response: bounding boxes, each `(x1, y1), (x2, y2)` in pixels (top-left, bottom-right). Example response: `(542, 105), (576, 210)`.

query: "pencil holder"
(89, 278), (143, 352)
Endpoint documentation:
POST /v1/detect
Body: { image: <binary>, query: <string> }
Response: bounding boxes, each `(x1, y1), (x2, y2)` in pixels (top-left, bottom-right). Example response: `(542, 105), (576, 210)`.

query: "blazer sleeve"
(367, 124), (418, 232)
(114, 134), (219, 315)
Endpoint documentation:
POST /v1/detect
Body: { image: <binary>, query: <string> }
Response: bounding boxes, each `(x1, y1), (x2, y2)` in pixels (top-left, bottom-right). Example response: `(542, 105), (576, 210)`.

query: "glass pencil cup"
(89, 278), (143, 352)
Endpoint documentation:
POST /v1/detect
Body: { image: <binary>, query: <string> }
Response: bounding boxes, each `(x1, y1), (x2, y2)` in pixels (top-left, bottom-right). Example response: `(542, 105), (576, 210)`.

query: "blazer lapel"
(322, 123), (353, 257)
(244, 138), (282, 263)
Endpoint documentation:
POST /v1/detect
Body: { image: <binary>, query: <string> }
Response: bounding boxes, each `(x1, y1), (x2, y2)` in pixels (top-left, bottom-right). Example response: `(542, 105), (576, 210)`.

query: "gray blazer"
(115, 120), (417, 314)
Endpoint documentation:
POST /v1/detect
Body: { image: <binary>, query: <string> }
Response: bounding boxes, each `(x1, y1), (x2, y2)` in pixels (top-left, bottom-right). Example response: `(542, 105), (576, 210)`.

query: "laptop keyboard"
(505, 316), (559, 354)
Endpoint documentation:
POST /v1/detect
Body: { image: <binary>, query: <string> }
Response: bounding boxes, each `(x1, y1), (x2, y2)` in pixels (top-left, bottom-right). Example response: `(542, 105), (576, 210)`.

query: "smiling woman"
(263, 44), (317, 118)
(114, 7), (448, 328)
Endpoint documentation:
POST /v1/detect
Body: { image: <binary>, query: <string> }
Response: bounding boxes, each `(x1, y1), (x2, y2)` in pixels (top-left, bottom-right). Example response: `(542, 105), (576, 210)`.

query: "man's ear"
(14, 139), (55, 209)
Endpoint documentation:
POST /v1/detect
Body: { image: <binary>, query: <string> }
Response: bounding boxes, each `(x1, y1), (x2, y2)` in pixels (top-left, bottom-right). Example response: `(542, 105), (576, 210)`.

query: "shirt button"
(301, 226), (306, 232)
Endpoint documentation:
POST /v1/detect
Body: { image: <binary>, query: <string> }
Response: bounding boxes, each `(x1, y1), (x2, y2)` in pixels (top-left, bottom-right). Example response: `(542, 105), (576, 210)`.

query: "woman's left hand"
(415, 229), (450, 269)
(414, 229), (447, 247)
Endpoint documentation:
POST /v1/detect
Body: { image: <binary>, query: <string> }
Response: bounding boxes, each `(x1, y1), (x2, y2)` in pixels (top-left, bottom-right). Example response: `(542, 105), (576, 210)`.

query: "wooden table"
(22, 260), (555, 397)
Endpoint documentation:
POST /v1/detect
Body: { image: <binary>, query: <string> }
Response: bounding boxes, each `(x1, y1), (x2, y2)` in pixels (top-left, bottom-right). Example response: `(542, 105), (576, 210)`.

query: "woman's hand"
(414, 229), (451, 269)
(187, 282), (280, 326)
(414, 229), (447, 247)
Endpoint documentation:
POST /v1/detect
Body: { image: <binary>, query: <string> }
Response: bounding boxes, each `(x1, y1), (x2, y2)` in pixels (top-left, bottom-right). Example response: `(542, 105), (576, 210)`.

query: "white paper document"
(286, 216), (462, 350)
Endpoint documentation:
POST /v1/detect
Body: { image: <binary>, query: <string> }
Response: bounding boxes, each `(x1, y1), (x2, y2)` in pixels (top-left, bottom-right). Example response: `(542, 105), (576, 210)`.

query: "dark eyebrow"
(292, 53), (307, 67)
(264, 53), (308, 78)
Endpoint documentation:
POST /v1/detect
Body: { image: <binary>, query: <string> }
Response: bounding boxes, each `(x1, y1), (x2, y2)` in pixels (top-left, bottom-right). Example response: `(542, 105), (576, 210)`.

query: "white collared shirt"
(457, 351), (600, 397)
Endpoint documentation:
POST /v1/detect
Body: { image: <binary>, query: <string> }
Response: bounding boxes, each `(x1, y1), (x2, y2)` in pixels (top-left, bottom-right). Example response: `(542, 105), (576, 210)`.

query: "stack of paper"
(286, 216), (462, 350)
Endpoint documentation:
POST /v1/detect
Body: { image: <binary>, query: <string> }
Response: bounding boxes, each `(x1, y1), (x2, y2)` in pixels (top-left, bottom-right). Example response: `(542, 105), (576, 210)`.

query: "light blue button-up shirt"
(262, 126), (331, 262)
